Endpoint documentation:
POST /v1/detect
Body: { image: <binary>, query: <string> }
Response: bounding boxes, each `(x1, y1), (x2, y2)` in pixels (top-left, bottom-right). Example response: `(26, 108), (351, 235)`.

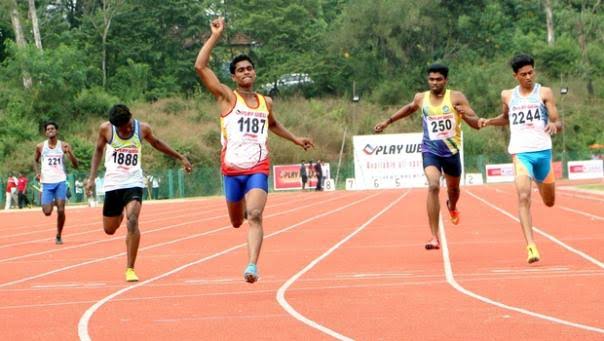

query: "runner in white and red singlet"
(195, 17), (314, 283)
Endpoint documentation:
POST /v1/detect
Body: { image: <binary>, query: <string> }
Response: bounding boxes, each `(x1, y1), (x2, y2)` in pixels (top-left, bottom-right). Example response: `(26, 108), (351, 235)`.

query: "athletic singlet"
(421, 89), (462, 157)
(40, 140), (66, 184)
(103, 120), (144, 191)
(507, 83), (551, 154)
(220, 90), (270, 175)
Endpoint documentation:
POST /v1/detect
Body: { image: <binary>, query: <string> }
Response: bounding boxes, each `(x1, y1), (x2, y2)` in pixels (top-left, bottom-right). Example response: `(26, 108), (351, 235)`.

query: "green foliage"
(74, 87), (121, 116)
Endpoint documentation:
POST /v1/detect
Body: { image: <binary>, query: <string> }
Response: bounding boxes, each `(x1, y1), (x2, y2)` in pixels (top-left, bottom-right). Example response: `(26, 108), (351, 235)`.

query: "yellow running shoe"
(125, 268), (139, 282)
(527, 244), (540, 264)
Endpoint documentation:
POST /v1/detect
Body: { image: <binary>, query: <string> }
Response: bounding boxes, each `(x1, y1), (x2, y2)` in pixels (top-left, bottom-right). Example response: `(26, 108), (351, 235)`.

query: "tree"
(544, 0), (555, 46)
(5, 0), (32, 88)
(87, 0), (127, 88)
(27, 0), (42, 49)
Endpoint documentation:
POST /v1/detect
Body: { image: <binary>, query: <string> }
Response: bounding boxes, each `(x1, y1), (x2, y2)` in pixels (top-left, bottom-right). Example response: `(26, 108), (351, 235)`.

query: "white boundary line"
(439, 214), (604, 334)
(78, 192), (383, 340)
(466, 190), (604, 269)
(0, 193), (352, 288)
(558, 206), (604, 221)
(275, 191), (410, 341)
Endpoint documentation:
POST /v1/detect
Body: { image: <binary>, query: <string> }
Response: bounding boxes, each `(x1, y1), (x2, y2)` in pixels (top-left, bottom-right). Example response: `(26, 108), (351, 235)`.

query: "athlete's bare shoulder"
(501, 88), (513, 102)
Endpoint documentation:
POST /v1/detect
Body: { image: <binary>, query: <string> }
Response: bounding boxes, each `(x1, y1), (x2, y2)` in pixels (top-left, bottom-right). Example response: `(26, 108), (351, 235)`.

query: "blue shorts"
(422, 152), (462, 177)
(513, 150), (554, 184)
(223, 173), (268, 202)
(41, 181), (67, 205)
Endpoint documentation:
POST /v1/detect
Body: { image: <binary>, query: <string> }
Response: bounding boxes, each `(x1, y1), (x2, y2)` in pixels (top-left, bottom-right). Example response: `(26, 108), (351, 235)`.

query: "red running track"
(0, 183), (602, 340)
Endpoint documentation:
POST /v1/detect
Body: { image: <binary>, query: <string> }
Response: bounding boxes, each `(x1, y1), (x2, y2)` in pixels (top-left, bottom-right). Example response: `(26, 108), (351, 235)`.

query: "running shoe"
(424, 238), (440, 250)
(243, 263), (259, 283)
(55, 236), (63, 245)
(447, 200), (460, 225)
(527, 244), (540, 264)
(125, 268), (139, 282)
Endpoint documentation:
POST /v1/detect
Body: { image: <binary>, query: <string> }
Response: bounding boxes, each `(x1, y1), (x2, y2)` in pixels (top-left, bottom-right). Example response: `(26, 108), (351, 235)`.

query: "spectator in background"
(300, 160), (308, 190)
(151, 175), (160, 199)
(320, 160), (328, 189)
(95, 176), (105, 203)
(5, 174), (17, 210)
(314, 159), (323, 191)
(75, 178), (84, 202)
(17, 173), (29, 209)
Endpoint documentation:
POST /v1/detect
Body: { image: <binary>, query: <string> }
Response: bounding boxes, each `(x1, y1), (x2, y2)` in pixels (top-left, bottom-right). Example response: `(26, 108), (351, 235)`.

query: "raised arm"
(541, 86), (563, 134)
(140, 122), (193, 172)
(266, 97), (314, 150)
(451, 91), (482, 130)
(374, 92), (422, 133)
(62, 142), (79, 169)
(194, 17), (234, 104)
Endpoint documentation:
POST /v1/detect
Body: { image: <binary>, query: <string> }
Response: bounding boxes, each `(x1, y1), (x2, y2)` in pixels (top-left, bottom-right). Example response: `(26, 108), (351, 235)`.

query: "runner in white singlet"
(86, 104), (192, 282)
(476, 54), (562, 264)
(195, 17), (314, 283)
(34, 121), (79, 245)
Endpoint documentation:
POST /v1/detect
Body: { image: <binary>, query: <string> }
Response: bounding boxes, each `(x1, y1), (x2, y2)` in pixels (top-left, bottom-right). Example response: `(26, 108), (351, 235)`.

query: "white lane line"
(0, 193), (353, 289)
(276, 191), (410, 341)
(440, 215), (604, 334)
(0, 193), (313, 250)
(78, 192), (382, 341)
(558, 206), (604, 221)
(467, 190), (604, 269)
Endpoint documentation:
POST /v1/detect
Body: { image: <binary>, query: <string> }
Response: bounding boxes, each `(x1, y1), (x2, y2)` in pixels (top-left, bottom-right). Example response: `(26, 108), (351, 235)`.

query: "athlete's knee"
(427, 183), (440, 194)
(57, 207), (65, 215)
(447, 186), (460, 196)
(543, 196), (555, 207)
(247, 208), (263, 224)
(517, 191), (531, 205)
(42, 209), (52, 216)
(126, 213), (139, 231)
(231, 219), (244, 228)
(104, 225), (118, 235)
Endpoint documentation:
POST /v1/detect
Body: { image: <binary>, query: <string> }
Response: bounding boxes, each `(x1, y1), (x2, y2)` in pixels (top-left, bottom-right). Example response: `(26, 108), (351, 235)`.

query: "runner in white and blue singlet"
(195, 17), (314, 283)
(34, 121), (79, 245)
(374, 64), (484, 251)
(477, 54), (562, 264)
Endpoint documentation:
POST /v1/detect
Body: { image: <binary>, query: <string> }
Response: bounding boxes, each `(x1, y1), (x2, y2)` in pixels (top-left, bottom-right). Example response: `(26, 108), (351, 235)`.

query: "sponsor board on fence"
(352, 132), (464, 190)
(486, 163), (514, 183)
(272, 163), (331, 190)
(568, 160), (604, 180)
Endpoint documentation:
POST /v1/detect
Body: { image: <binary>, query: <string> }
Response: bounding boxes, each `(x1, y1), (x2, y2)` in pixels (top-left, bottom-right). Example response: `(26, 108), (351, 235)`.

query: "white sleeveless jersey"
(40, 140), (66, 184)
(220, 91), (270, 175)
(103, 120), (144, 191)
(507, 83), (552, 154)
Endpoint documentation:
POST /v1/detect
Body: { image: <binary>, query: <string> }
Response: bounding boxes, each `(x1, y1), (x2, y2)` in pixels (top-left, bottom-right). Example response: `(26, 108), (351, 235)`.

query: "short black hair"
(44, 120), (58, 130)
(108, 104), (132, 127)
(510, 54), (534, 73)
(427, 64), (449, 78)
(229, 54), (255, 74)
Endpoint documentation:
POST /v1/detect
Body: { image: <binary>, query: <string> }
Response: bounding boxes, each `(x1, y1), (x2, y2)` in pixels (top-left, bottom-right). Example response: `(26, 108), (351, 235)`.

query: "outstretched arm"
(141, 123), (193, 172)
(33, 143), (42, 181)
(194, 17), (233, 104)
(541, 86), (563, 135)
(266, 97), (313, 150)
(452, 91), (482, 130)
(480, 90), (511, 127)
(374, 92), (422, 133)
(86, 123), (110, 196)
